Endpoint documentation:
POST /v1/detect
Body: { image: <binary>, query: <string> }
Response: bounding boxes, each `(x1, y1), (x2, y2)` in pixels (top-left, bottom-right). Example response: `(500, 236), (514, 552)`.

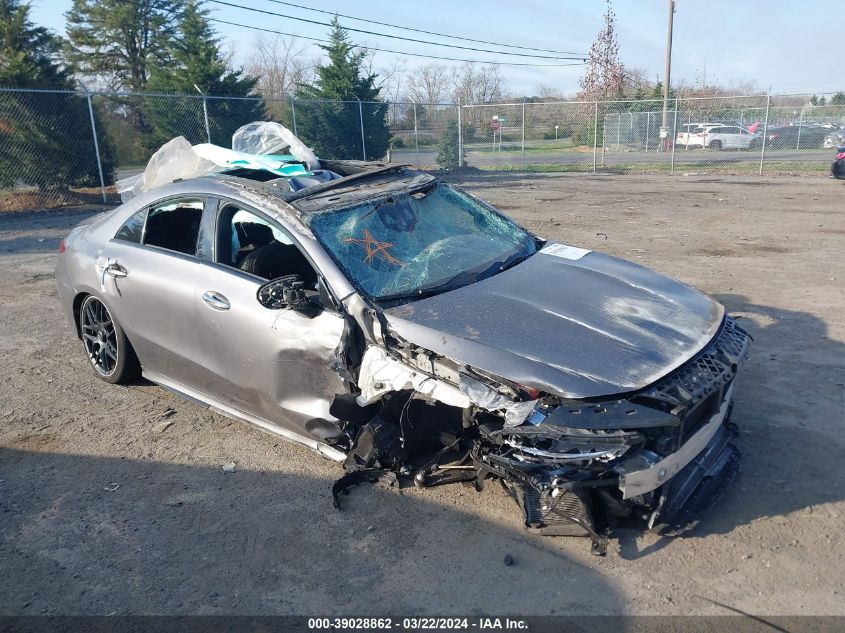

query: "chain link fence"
(1, 87), (844, 210)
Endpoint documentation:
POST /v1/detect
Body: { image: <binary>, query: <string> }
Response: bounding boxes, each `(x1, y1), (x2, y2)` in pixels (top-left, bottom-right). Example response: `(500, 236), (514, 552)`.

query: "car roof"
(126, 162), (438, 223)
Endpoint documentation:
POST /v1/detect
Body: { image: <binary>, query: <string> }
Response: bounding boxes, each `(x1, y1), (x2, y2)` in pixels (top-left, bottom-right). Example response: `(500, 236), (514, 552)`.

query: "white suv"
(677, 124), (756, 150)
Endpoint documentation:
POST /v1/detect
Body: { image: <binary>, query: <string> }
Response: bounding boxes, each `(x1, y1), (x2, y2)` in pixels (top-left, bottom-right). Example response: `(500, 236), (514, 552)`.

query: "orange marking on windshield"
(343, 229), (405, 267)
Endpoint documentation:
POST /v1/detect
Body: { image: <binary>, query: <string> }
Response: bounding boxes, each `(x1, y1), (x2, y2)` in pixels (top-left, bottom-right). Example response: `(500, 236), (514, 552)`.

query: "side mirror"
(257, 274), (319, 317)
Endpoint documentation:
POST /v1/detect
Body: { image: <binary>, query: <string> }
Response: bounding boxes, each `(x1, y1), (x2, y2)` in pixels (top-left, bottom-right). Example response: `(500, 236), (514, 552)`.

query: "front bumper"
(486, 316), (751, 550)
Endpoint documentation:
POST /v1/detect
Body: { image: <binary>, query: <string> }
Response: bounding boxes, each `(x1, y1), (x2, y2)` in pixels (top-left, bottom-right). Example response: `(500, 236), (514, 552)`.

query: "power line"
(210, 18), (589, 68)
(207, 0), (587, 61)
(258, 0), (588, 57)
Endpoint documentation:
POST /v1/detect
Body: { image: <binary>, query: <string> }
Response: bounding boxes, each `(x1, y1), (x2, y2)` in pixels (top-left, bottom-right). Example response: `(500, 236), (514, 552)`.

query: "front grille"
(638, 316), (751, 412)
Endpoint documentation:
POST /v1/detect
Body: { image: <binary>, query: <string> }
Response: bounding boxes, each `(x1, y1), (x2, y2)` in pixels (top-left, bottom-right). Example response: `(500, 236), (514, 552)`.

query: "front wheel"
(708, 140), (723, 151)
(79, 294), (140, 384)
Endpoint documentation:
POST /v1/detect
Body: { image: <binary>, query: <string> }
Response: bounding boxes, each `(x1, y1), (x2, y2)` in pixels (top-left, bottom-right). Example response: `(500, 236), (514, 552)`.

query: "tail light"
(58, 239), (66, 254)
(837, 151), (845, 160)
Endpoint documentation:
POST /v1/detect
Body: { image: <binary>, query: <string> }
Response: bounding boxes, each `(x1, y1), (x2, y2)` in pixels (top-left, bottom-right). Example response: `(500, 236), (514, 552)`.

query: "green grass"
(468, 139), (583, 154)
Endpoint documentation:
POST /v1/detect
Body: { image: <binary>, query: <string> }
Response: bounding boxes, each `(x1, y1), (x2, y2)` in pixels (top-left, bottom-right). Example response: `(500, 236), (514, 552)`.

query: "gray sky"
(30, 0), (845, 97)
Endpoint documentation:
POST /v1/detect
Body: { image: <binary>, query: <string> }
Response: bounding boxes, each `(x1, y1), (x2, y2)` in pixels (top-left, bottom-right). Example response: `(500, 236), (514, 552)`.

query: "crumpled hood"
(383, 243), (724, 399)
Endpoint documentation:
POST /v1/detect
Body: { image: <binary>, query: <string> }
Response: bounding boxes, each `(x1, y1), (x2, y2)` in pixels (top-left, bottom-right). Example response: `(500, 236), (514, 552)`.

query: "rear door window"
(142, 198), (204, 256)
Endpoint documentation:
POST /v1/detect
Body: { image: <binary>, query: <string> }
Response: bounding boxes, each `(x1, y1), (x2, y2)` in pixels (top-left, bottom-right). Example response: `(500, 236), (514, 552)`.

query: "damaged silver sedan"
(57, 160), (750, 554)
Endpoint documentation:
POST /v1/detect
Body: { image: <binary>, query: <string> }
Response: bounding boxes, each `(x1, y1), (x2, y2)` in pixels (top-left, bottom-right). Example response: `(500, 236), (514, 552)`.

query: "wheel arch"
(72, 291), (90, 340)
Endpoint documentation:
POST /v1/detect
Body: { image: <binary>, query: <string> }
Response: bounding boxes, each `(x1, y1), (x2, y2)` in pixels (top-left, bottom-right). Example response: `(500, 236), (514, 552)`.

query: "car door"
(190, 198), (349, 437)
(103, 196), (210, 387)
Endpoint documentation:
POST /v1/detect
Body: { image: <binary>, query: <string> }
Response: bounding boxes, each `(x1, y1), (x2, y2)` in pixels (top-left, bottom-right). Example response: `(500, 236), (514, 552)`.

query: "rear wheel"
(79, 295), (140, 384)
(708, 140), (722, 151)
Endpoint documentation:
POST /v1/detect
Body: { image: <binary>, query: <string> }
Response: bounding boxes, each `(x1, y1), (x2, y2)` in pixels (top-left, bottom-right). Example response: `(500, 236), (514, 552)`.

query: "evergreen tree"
(65, 0), (181, 91)
(145, 1), (263, 148)
(436, 118), (464, 170)
(295, 18), (389, 160)
(0, 0), (114, 191)
(830, 92), (845, 106)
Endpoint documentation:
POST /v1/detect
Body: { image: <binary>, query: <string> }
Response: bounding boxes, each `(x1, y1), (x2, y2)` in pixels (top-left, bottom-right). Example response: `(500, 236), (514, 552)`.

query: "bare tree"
(578, 0), (625, 101)
(404, 63), (450, 104)
(450, 63), (505, 105)
(247, 34), (315, 100)
(534, 84), (565, 101)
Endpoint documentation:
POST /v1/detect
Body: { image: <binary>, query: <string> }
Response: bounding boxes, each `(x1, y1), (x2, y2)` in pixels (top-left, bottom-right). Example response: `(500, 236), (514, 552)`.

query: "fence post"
(670, 98), (678, 173)
(759, 87), (771, 176)
(193, 85), (211, 143)
(616, 112), (621, 150)
(202, 97), (210, 143)
(521, 100), (526, 169)
(601, 113), (606, 166)
(457, 103), (464, 168)
(355, 97), (367, 161)
(592, 101), (598, 173)
(85, 91), (107, 204)
(796, 107), (803, 149)
(645, 111), (650, 152)
(290, 98), (298, 135)
(412, 101), (420, 168)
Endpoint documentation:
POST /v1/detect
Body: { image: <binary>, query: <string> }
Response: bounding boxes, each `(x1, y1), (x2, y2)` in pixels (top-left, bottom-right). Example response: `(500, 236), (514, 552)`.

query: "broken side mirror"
(257, 274), (320, 317)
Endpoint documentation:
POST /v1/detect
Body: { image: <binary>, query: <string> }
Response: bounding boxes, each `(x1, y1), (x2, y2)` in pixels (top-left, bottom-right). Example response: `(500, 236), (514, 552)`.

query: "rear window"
(114, 208), (147, 243)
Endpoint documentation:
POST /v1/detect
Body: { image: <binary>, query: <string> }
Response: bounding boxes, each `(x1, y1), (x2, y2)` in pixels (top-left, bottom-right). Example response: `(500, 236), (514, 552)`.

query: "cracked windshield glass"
(307, 184), (537, 301)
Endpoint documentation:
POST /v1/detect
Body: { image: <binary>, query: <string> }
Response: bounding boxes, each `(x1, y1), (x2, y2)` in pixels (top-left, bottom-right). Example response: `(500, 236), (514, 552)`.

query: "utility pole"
(660, 0), (675, 149)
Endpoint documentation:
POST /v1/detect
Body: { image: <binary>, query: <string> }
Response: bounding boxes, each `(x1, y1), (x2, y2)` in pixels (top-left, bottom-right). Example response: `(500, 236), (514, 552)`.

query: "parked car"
(824, 128), (845, 149)
(833, 146), (845, 179)
(676, 124), (756, 150)
(748, 124), (831, 150)
(56, 146), (751, 554)
(674, 123), (722, 147)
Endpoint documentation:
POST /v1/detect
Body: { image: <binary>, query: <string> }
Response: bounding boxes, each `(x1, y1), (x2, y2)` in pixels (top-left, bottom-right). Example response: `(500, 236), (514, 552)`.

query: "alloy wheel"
(80, 296), (118, 376)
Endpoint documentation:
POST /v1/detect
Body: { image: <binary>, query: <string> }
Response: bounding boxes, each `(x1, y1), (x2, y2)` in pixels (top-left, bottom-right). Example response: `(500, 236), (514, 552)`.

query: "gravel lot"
(1, 173), (844, 616)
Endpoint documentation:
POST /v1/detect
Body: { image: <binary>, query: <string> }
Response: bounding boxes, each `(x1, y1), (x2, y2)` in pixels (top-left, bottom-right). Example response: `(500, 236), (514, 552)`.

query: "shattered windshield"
(307, 183), (537, 301)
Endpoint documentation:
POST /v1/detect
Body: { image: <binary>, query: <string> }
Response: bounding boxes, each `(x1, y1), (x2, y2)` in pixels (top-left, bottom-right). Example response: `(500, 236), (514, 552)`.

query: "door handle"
(202, 291), (230, 311)
(105, 263), (128, 278)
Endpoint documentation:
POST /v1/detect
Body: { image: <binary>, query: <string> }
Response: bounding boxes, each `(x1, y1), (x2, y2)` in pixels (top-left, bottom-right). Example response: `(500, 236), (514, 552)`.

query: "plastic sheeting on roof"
(115, 122), (318, 202)
(232, 121), (318, 170)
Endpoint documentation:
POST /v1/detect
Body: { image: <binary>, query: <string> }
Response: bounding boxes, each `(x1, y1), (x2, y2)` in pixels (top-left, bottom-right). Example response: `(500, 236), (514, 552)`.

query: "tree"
(578, 0), (624, 101)
(249, 35), (314, 99)
(404, 63), (450, 105)
(65, 0), (181, 91)
(295, 18), (390, 160)
(145, 1), (263, 147)
(436, 118), (464, 170)
(0, 0), (115, 191)
(830, 92), (845, 106)
(247, 34), (315, 126)
(450, 63), (504, 105)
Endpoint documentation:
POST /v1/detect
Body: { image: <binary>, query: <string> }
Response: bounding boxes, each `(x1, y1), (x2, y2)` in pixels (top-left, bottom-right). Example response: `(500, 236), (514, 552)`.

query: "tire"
(78, 294), (140, 384)
(709, 140), (722, 151)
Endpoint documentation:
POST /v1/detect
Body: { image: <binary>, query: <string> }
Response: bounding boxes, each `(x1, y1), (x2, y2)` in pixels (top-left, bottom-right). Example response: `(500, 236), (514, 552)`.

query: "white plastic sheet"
(116, 136), (218, 202)
(232, 121), (319, 170)
(116, 122), (319, 202)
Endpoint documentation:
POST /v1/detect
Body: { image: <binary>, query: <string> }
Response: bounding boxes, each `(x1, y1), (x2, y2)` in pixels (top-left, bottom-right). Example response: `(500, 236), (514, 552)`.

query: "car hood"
(382, 243), (724, 399)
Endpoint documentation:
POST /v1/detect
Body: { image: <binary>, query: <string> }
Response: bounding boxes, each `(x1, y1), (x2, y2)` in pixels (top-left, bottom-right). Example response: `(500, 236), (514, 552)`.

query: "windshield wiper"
(376, 249), (535, 304)
(376, 269), (480, 303)
(496, 249), (534, 273)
